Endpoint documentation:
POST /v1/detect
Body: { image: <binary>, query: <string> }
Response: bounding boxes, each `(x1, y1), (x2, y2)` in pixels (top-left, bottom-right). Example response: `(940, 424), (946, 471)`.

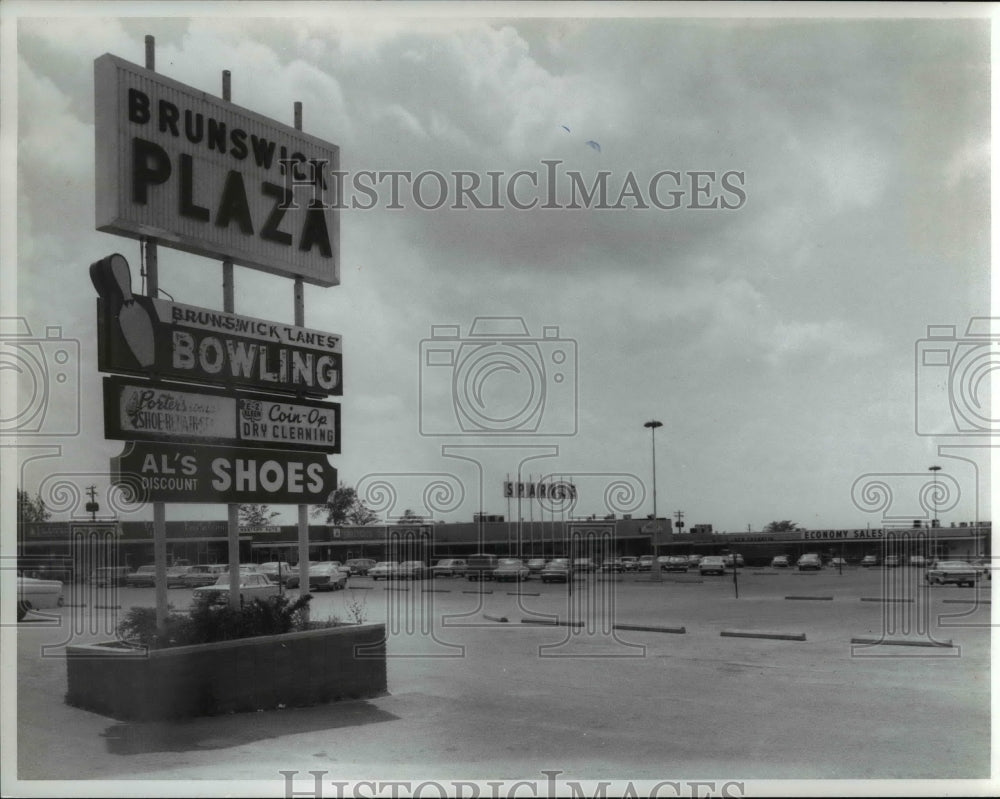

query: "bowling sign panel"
(103, 376), (340, 453)
(94, 294), (342, 397)
(94, 54), (339, 287)
(112, 441), (337, 504)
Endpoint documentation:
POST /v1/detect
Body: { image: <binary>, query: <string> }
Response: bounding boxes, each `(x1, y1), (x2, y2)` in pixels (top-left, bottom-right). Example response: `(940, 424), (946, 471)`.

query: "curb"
(784, 596), (834, 601)
(850, 636), (953, 648)
(613, 623), (686, 635)
(520, 618), (585, 628)
(720, 630), (806, 642)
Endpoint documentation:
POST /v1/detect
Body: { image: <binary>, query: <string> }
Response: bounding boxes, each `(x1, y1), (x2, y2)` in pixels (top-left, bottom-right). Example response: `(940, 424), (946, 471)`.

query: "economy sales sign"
(94, 54), (340, 287)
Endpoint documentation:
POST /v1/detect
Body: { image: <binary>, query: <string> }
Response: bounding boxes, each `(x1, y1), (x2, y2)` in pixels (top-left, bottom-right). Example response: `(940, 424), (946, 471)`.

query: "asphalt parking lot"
(12, 566), (994, 791)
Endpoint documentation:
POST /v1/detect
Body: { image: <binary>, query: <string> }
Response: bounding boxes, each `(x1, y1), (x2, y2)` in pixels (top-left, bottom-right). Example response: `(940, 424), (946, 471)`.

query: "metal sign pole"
(144, 35), (169, 637)
(221, 68), (242, 611)
(294, 101), (311, 618)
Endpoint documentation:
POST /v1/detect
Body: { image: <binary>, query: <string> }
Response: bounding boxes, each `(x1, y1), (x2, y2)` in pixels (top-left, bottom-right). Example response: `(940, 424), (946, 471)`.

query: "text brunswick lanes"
(112, 441), (338, 504)
(95, 291), (343, 397)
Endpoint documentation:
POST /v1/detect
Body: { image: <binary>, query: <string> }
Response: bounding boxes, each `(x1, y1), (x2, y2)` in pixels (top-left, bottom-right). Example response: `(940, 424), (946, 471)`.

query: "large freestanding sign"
(103, 376), (341, 452)
(112, 441), (337, 504)
(94, 54), (340, 287)
(93, 279), (343, 397)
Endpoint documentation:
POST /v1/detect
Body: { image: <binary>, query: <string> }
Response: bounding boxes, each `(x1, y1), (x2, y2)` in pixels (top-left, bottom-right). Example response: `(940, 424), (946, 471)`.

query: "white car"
(369, 561), (399, 581)
(192, 572), (280, 604)
(17, 576), (64, 620)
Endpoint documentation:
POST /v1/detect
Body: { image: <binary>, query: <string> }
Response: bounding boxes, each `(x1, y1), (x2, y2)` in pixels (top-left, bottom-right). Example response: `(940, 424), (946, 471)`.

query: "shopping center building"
(18, 516), (992, 576)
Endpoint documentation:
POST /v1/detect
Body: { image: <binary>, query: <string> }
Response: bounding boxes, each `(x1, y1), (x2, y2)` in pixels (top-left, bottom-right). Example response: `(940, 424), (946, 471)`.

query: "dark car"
(431, 558), (467, 578)
(466, 554), (499, 581)
(661, 555), (689, 572)
(346, 558), (377, 576)
(541, 559), (571, 583)
(124, 564), (158, 588)
(797, 553), (823, 571)
(526, 558), (548, 575)
(493, 558), (530, 582)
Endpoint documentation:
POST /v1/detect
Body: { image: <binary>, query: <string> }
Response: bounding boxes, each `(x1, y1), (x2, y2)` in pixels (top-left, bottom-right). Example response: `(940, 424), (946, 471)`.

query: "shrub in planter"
(115, 593), (314, 649)
(66, 594), (387, 721)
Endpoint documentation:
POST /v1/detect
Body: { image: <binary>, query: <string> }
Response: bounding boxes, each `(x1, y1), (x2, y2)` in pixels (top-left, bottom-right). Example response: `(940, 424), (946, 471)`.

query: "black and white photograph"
(2, 2), (994, 797)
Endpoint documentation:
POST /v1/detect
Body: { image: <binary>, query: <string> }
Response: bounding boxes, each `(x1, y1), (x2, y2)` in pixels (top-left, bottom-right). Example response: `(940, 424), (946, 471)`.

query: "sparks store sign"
(94, 54), (339, 287)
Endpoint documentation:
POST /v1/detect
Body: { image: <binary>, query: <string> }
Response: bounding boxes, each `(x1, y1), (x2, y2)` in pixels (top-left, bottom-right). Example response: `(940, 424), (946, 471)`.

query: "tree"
(398, 509), (425, 524)
(764, 520), (800, 533)
(311, 484), (379, 526)
(239, 504), (279, 527)
(18, 489), (50, 524)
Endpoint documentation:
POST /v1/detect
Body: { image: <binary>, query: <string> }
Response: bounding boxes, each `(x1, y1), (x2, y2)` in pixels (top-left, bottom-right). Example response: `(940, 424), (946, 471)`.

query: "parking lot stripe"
(462, 590), (493, 594)
(520, 618), (585, 628)
(784, 596), (834, 601)
(483, 614), (509, 623)
(613, 623), (686, 634)
(506, 592), (540, 597)
(850, 636), (954, 648)
(422, 589), (451, 593)
(860, 597), (914, 603)
(942, 598), (991, 604)
(720, 630), (806, 641)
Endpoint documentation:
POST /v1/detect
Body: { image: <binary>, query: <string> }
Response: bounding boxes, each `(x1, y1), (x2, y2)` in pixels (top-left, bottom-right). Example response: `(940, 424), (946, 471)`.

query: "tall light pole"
(928, 465), (942, 528)
(644, 420), (663, 581)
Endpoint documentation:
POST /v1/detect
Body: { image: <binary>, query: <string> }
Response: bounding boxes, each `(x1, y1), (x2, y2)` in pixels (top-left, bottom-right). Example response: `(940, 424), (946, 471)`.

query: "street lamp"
(928, 465), (942, 528)
(644, 420), (663, 581)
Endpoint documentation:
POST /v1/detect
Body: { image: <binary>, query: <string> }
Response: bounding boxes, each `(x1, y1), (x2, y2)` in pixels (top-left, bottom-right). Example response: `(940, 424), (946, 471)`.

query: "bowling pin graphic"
(90, 254), (156, 367)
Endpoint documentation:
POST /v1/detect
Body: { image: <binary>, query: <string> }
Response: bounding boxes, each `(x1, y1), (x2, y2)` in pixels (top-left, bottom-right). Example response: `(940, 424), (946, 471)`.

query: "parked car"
(771, 555), (790, 568)
(182, 564), (230, 588)
(493, 558), (530, 582)
(258, 562), (294, 584)
(621, 556), (640, 571)
(884, 555), (902, 568)
(908, 555), (929, 568)
(721, 553), (745, 568)
(797, 553), (823, 571)
(860, 555), (879, 568)
(971, 558), (993, 580)
(89, 566), (132, 586)
(526, 558), (548, 575)
(661, 555), (689, 572)
(286, 563), (348, 591)
(572, 558), (597, 573)
(165, 565), (195, 587)
(398, 561), (430, 580)
(466, 554), (499, 581)
(369, 561), (399, 581)
(17, 576), (64, 620)
(125, 564), (158, 587)
(193, 572), (280, 604)
(637, 555), (655, 572)
(599, 558), (625, 573)
(687, 555), (704, 568)
(925, 560), (979, 587)
(699, 556), (727, 576)
(541, 559), (572, 583)
(345, 558), (377, 576)
(431, 558), (467, 578)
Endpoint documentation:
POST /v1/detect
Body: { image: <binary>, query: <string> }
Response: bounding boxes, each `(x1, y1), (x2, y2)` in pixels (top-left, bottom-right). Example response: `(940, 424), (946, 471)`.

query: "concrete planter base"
(65, 623), (387, 721)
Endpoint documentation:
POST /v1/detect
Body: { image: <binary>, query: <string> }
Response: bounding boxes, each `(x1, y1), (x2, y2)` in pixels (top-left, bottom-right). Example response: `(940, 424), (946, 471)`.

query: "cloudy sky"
(3, 4), (992, 532)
